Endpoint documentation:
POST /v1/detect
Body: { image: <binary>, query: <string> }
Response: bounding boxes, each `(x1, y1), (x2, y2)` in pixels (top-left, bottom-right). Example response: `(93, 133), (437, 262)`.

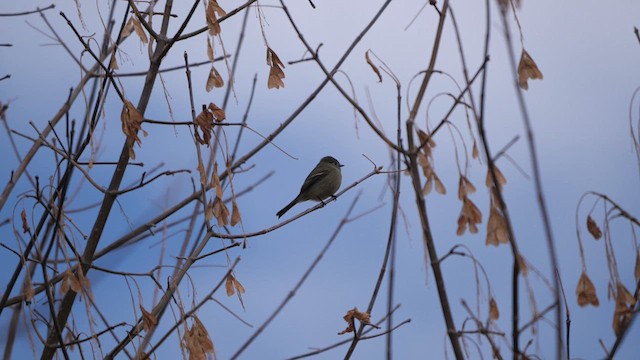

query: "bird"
(276, 156), (343, 218)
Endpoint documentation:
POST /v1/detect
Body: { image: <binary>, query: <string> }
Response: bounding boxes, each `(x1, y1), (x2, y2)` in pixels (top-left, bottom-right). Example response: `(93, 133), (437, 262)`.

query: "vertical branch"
(498, 5), (563, 359)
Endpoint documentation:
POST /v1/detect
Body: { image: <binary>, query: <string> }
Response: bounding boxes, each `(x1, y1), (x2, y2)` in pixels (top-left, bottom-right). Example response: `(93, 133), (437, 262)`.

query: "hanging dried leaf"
(225, 274), (235, 296)
(489, 297), (500, 320)
(516, 252), (529, 276)
(517, 49), (543, 90)
(266, 47), (285, 89)
(206, 66), (224, 92)
(456, 197), (482, 236)
(76, 266), (94, 301)
(140, 305), (157, 332)
(338, 307), (372, 335)
(365, 50), (382, 82)
(183, 316), (215, 360)
(586, 215), (602, 240)
(21, 208), (29, 233)
(120, 100), (146, 160)
(231, 200), (241, 226)
(24, 272), (34, 303)
(486, 166), (507, 189)
(575, 271), (599, 307)
(132, 18), (149, 44)
(109, 54), (119, 70)
(434, 172), (446, 195)
(213, 197), (229, 227)
(205, 199), (213, 222)
(613, 282), (635, 336)
(472, 140), (479, 159)
(486, 207), (509, 246)
(121, 17), (135, 38)
(207, 37), (214, 62)
(205, 0), (222, 36)
(194, 107), (214, 146)
(207, 103), (226, 122)
(458, 176), (476, 200)
(212, 162), (222, 199)
(60, 268), (72, 295)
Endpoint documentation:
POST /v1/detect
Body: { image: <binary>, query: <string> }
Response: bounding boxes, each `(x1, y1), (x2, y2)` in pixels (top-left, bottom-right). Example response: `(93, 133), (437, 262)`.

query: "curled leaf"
(586, 215), (602, 240)
(338, 307), (372, 335)
(365, 50), (382, 82)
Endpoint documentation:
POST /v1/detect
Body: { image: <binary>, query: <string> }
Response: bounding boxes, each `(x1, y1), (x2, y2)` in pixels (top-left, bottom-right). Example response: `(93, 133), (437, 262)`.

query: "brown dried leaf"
(69, 269), (82, 294)
(586, 215), (602, 240)
(472, 140), (479, 159)
(486, 166), (507, 189)
(121, 100), (145, 160)
(225, 274), (235, 296)
(213, 197), (229, 227)
(458, 176), (476, 200)
(207, 37), (214, 62)
(206, 66), (224, 92)
(486, 207), (509, 246)
(338, 307), (372, 335)
(613, 282), (635, 336)
(76, 266), (94, 301)
(109, 54), (119, 70)
(60, 268), (72, 295)
(24, 272), (34, 302)
(121, 17), (135, 38)
(197, 162), (207, 188)
(21, 208), (29, 233)
(205, 1), (221, 36)
(212, 162), (222, 199)
(231, 200), (241, 226)
(516, 252), (528, 276)
(205, 199), (213, 222)
(576, 271), (599, 307)
(140, 305), (157, 332)
(194, 107), (213, 146)
(266, 47), (285, 89)
(365, 50), (382, 83)
(434, 172), (446, 195)
(183, 316), (215, 360)
(489, 297), (500, 320)
(207, 103), (226, 122)
(517, 49), (543, 90)
(456, 197), (483, 236)
(132, 18), (149, 44)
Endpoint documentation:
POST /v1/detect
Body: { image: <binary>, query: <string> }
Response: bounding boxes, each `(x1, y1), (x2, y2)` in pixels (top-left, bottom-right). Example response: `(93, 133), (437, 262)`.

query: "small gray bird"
(276, 156), (343, 218)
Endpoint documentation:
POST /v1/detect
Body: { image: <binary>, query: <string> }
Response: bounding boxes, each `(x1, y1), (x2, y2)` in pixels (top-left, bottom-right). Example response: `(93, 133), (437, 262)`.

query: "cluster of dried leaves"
(485, 168), (509, 246)
(202, 162), (241, 228)
(183, 316), (216, 360)
(194, 103), (226, 146)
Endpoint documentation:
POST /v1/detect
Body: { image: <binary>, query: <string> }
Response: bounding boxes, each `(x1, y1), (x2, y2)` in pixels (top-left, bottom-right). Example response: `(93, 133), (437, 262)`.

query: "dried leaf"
(231, 200), (241, 226)
(205, 1), (221, 36)
(109, 54), (119, 70)
(24, 272), (34, 302)
(338, 307), (372, 335)
(21, 208), (29, 233)
(434, 172), (446, 195)
(183, 316), (215, 360)
(207, 37), (214, 62)
(212, 162), (222, 199)
(225, 274), (235, 296)
(586, 215), (602, 240)
(194, 107), (213, 146)
(613, 282), (635, 336)
(205, 199), (213, 222)
(121, 17), (135, 38)
(207, 103), (226, 122)
(486, 207), (509, 246)
(489, 297), (500, 320)
(517, 49), (543, 90)
(456, 197), (482, 236)
(213, 197), (229, 227)
(60, 268), (72, 295)
(266, 47), (285, 89)
(458, 176), (476, 200)
(486, 166), (507, 189)
(472, 140), (479, 159)
(575, 271), (599, 307)
(120, 100), (146, 160)
(140, 305), (157, 332)
(516, 252), (528, 276)
(365, 50), (382, 82)
(206, 66), (224, 92)
(132, 18), (149, 44)
(197, 162), (207, 188)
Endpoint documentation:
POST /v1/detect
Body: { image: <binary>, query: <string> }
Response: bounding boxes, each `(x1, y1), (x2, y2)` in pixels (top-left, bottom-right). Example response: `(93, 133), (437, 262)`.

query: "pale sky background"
(1, 0), (639, 359)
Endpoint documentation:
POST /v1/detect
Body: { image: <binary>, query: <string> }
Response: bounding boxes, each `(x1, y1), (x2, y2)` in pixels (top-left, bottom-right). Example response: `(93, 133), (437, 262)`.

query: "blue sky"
(1, 0), (639, 359)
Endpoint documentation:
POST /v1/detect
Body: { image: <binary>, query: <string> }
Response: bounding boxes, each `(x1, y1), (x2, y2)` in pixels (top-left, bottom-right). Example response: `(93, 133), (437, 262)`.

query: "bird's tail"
(276, 198), (298, 218)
